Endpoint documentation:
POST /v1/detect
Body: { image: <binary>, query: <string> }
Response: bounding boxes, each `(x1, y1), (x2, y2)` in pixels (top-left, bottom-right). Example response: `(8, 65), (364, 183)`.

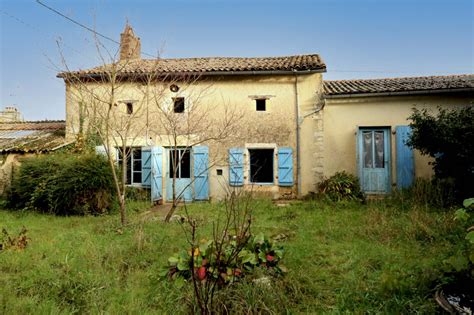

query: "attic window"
(173, 97), (185, 113)
(126, 103), (133, 115)
(256, 99), (266, 111)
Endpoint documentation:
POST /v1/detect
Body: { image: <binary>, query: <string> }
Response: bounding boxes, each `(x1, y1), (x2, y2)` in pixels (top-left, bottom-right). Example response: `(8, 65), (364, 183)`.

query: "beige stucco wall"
(65, 72), (324, 200)
(324, 93), (472, 190)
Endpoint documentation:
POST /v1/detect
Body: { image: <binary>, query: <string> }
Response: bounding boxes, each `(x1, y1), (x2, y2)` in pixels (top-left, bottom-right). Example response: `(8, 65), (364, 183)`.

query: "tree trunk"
(119, 194), (127, 225)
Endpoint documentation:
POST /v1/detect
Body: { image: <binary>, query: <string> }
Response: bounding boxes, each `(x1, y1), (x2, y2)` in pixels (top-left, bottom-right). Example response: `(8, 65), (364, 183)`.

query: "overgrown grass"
(0, 199), (463, 313)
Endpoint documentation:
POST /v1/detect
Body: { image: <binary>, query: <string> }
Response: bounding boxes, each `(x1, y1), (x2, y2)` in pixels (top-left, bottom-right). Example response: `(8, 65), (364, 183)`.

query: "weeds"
(1, 227), (29, 251)
(0, 199), (464, 313)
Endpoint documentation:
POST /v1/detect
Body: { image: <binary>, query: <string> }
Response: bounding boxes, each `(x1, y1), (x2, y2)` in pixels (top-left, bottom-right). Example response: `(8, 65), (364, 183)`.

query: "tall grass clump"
(390, 178), (457, 209)
(7, 153), (116, 215)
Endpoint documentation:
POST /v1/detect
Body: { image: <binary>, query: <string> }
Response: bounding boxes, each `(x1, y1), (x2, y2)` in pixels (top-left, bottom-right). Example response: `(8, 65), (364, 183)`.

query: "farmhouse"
(59, 24), (474, 202)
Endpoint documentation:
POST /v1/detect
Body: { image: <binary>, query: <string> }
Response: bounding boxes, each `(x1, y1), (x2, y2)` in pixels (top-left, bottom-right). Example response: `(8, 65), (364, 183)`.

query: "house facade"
(60, 25), (326, 202)
(59, 25), (473, 202)
(323, 76), (473, 193)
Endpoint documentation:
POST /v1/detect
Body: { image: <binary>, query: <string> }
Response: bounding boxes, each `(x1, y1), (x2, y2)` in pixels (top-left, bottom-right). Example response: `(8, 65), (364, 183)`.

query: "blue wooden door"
(358, 128), (391, 193)
(150, 146), (163, 202)
(193, 146), (209, 200)
(166, 148), (192, 202)
(396, 126), (414, 189)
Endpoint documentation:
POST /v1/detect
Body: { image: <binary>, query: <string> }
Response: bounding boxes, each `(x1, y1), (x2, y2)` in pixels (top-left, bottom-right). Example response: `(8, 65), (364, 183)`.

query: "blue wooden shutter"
(141, 147), (151, 187)
(396, 126), (414, 189)
(151, 146), (163, 202)
(193, 146), (209, 200)
(95, 145), (107, 156)
(229, 148), (244, 186)
(278, 147), (294, 186)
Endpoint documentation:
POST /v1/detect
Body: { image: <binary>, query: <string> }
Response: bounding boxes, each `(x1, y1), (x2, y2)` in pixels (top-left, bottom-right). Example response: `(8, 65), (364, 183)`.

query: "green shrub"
(408, 105), (474, 202)
(318, 171), (364, 202)
(7, 153), (116, 215)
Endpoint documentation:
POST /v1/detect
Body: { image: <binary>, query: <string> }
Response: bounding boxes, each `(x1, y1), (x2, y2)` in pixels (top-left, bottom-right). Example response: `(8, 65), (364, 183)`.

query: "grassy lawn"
(0, 199), (462, 314)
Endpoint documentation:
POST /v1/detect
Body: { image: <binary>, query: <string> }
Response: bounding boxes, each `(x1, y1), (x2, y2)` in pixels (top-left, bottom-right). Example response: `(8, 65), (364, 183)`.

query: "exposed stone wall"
(0, 154), (18, 195)
(312, 109), (324, 188)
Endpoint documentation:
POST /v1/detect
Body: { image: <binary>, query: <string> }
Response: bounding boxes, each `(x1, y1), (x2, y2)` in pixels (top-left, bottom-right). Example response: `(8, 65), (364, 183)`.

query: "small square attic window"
(126, 102), (133, 115)
(256, 99), (266, 111)
(173, 97), (185, 113)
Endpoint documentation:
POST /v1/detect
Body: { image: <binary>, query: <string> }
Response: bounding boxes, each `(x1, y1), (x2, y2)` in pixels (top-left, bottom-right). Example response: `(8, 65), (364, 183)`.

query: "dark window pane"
(133, 160), (142, 172)
(133, 172), (142, 184)
(133, 148), (141, 160)
(256, 99), (266, 111)
(169, 150), (178, 178)
(180, 150), (191, 178)
(363, 131), (373, 168)
(249, 149), (274, 183)
(173, 98), (185, 113)
(126, 103), (133, 114)
(374, 131), (384, 168)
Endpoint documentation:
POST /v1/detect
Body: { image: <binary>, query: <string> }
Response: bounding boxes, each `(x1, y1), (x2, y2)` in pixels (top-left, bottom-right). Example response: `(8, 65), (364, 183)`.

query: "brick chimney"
(119, 23), (141, 60)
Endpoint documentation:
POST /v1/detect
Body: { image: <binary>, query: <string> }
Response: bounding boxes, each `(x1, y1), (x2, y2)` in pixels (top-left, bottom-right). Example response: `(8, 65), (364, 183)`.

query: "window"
(169, 148), (191, 178)
(173, 97), (185, 113)
(362, 130), (384, 168)
(249, 149), (274, 183)
(117, 147), (142, 185)
(126, 102), (133, 115)
(216, 169), (223, 176)
(256, 99), (266, 111)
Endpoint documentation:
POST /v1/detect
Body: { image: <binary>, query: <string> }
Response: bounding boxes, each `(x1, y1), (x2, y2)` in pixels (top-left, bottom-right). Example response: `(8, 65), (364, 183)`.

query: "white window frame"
(116, 147), (143, 186)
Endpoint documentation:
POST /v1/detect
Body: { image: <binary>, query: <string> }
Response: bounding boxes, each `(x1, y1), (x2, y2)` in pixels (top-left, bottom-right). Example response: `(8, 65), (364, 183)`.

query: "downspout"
(293, 71), (301, 196)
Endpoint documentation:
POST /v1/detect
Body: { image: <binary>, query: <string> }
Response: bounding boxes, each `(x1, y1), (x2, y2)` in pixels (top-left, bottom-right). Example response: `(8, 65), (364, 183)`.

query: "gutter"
(293, 71), (301, 196)
(324, 87), (474, 99)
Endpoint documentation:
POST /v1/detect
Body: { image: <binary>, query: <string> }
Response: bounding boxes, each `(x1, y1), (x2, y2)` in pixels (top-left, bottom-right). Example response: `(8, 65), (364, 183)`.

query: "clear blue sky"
(1, 0), (473, 120)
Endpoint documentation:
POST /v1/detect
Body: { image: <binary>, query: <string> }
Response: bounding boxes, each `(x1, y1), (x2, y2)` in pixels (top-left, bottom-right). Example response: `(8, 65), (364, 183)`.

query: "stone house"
(59, 24), (473, 202)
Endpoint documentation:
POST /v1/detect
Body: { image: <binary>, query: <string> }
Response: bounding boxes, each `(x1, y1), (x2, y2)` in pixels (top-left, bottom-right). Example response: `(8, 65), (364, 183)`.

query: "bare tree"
(144, 74), (244, 222)
(57, 30), (150, 226)
(57, 26), (245, 225)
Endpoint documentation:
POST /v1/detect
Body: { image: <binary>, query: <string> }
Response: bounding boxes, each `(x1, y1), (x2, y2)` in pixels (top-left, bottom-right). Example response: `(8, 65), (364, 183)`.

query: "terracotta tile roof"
(58, 54), (326, 78)
(0, 121), (71, 153)
(324, 74), (474, 96)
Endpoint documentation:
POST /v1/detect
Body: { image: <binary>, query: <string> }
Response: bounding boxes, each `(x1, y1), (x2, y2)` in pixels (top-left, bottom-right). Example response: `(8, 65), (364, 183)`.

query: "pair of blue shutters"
(97, 146), (209, 202)
(229, 147), (293, 186)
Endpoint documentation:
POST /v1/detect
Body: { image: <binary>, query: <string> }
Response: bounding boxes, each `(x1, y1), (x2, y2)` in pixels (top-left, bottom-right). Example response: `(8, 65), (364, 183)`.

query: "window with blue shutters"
(278, 147), (293, 186)
(229, 148), (244, 186)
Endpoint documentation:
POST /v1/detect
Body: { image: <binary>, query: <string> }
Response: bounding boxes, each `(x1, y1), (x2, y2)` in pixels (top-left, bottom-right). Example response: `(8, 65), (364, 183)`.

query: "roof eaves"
(324, 87), (474, 99)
